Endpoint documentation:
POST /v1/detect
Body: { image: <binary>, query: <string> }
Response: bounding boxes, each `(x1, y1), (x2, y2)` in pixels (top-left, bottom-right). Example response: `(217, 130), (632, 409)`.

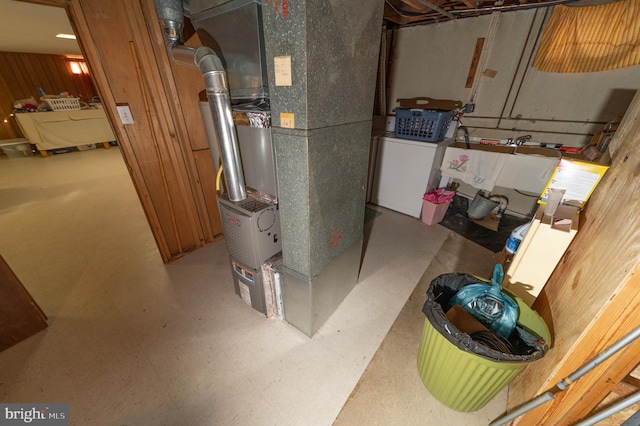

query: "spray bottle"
(505, 222), (531, 255)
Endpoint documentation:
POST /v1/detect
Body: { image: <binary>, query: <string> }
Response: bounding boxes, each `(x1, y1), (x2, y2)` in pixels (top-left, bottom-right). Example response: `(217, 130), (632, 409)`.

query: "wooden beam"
(466, 38), (485, 88)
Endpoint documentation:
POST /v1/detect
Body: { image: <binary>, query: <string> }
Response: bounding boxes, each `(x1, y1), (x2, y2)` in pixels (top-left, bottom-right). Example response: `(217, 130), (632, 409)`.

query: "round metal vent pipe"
(153, 0), (247, 202)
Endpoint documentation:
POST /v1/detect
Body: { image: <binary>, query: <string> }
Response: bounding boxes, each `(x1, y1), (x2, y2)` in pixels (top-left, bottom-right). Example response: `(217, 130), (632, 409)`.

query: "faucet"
(506, 134), (532, 146)
(457, 126), (470, 149)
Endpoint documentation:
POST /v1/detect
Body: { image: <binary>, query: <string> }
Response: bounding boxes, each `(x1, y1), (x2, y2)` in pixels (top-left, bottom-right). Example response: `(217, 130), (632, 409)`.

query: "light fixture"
(70, 61), (82, 74)
(56, 33), (76, 40)
(68, 61), (89, 75)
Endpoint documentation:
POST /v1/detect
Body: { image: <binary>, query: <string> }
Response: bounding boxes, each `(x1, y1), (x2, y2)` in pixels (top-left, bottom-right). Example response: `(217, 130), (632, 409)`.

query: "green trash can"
(417, 273), (551, 412)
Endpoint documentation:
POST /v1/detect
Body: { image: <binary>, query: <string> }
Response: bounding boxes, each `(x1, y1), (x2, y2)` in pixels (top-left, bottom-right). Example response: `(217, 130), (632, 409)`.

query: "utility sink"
(442, 141), (561, 194)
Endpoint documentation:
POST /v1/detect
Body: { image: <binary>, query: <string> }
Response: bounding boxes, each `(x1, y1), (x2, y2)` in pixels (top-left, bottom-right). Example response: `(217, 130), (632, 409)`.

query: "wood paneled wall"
(0, 51), (97, 140)
(68, 0), (224, 261)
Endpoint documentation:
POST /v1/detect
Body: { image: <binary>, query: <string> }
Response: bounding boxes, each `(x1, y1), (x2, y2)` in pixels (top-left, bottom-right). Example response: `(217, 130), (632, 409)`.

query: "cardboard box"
(396, 96), (463, 111)
(421, 200), (451, 225)
(446, 304), (490, 335)
(505, 204), (579, 306)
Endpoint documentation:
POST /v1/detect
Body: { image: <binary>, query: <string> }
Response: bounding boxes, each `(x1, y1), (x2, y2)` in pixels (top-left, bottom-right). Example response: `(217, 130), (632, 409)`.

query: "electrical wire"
(216, 164), (224, 194)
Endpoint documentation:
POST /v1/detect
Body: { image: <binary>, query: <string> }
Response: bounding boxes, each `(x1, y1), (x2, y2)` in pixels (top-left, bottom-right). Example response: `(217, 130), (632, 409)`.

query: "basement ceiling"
(383, 0), (575, 26)
(0, 0), (81, 56)
(0, 0), (583, 56)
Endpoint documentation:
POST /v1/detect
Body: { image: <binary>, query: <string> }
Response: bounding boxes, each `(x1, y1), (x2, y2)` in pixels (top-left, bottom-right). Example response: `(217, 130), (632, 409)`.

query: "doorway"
(0, 1), (155, 346)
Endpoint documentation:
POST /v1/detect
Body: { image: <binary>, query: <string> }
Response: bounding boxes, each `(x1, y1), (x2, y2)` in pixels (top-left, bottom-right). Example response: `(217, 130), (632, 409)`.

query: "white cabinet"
(370, 136), (451, 218)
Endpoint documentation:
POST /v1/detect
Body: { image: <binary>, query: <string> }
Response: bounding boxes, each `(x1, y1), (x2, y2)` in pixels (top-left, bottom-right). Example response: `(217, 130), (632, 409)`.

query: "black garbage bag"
(423, 273), (548, 363)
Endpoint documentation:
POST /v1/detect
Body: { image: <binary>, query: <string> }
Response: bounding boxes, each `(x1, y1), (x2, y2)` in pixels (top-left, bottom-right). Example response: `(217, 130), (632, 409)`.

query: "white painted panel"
(473, 11), (537, 117)
(370, 137), (448, 218)
(514, 67), (638, 123)
(389, 8), (640, 147)
(388, 19), (482, 112)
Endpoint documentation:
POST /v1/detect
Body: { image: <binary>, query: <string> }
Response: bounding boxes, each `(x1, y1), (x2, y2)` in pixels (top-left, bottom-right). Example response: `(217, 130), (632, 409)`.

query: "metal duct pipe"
(196, 47), (246, 202)
(153, 0), (247, 202)
(154, 0), (185, 49)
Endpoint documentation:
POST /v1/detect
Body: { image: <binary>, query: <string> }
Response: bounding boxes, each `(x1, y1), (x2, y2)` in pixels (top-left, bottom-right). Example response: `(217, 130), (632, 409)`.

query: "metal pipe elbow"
(195, 46), (225, 74)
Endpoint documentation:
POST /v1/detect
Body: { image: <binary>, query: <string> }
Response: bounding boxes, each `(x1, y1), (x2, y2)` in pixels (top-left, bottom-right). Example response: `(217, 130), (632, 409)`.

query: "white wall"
(388, 8), (639, 147)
